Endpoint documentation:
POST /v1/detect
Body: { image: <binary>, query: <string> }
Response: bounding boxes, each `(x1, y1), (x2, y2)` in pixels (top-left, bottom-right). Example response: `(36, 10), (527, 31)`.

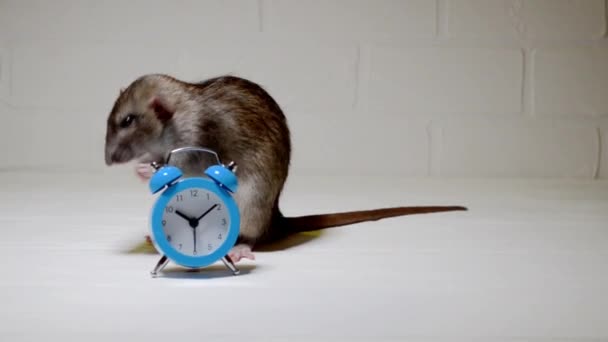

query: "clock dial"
(161, 188), (230, 257)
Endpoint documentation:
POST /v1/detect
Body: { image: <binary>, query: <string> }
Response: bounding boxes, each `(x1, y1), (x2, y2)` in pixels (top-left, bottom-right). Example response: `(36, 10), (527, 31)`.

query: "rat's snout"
(105, 152), (117, 166)
(105, 140), (137, 165)
(105, 148), (127, 165)
(105, 146), (116, 166)
(104, 130), (115, 165)
(104, 142), (123, 165)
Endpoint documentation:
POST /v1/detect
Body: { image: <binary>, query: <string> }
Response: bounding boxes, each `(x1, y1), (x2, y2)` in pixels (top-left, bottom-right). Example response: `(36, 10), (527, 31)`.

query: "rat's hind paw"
(228, 244), (255, 263)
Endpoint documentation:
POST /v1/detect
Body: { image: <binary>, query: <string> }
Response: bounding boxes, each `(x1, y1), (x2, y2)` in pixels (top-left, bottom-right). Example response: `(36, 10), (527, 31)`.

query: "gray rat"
(104, 74), (466, 262)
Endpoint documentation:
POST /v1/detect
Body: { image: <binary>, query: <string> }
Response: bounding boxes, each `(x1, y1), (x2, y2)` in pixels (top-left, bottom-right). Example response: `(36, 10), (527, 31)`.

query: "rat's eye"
(119, 114), (136, 128)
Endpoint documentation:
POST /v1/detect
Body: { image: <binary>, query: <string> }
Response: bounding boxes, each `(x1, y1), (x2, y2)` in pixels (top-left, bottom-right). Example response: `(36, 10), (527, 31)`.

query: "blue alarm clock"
(147, 146), (241, 277)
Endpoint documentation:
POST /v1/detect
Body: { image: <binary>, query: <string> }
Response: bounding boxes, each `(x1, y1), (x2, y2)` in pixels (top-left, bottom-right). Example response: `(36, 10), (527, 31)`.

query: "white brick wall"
(288, 111), (430, 177)
(0, 0), (260, 41)
(0, 106), (105, 170)
(264, 0), (437, 39)
(433, 117), (599, 178)
(601, 121), (608, 179)
(0, 45), (8, 103)
(448, 0), (606, 39)
(358, 46), (523, 114)
(1, 1), (607, 179)
(9, 42), (179, 109)
(534, 47), (608, 117)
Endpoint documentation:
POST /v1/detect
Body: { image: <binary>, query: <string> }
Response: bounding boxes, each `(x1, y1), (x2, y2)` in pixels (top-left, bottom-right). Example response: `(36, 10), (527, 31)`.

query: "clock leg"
(150, 255), (169, 277)
(221, 256), (240, 275)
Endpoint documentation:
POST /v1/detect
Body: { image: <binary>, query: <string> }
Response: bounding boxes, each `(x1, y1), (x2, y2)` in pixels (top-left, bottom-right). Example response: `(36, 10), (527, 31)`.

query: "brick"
(264, 0), (436, 39)
(173, 40), (358, 112)
(359, 46), (523, 114)
(435, 117), (598, 178)
(448, 0), (606, 39)
(534, 48), (608, 118)
(0, 0), (259, 41)
(286, 112), (429, 177)
(9, 42), (179, 109)
(0, 108), (105, 170)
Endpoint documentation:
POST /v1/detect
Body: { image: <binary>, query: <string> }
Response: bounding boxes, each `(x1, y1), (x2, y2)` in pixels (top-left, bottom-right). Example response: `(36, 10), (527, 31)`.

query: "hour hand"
(176, 210), (199, 229)
(175, 210), (192, 222)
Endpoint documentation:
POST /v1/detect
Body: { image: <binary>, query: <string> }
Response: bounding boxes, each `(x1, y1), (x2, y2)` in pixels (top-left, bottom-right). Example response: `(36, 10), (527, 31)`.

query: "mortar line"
(594, 127), (601, 179)
(352, 44), (361, 109)
(258, 0), (264, 32)
(605, 0), (608, 37)
(525, 48), (535, 118)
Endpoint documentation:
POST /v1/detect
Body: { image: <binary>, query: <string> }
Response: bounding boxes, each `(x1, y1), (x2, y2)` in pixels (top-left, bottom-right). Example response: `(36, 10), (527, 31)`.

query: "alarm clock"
(147, 146), (241, 277)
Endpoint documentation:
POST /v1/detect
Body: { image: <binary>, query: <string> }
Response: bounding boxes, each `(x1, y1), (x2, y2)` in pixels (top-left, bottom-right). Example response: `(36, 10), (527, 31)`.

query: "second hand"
(193, 227), (197, 255)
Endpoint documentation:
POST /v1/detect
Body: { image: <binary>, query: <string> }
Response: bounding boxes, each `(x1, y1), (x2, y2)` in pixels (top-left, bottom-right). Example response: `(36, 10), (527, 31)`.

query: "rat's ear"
(149, 97), (174, 123)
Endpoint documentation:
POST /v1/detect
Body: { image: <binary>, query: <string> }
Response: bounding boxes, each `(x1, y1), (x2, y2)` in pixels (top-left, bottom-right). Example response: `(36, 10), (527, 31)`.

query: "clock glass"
(160, 187), (230, 257)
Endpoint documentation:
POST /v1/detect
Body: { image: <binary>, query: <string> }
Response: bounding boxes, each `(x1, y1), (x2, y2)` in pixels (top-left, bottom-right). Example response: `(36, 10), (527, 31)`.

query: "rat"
(104, 74), (467, 263)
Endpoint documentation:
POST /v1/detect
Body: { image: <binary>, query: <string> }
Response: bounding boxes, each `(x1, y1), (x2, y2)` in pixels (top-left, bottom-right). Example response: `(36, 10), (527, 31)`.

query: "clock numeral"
(207, 243), (213, 251)
(166, 206), (174, 213)
(217, 233), (222, 240)
(206, 193), (210, 200)
(217, 204), (222, 211)
(167, 235), (172, 242)
(176, 194), (183, 202)
(221, 218), (226, 226)
(162, 220), (166, 226)
(179, 243), (183, 250)
(190, 190), (198, 197)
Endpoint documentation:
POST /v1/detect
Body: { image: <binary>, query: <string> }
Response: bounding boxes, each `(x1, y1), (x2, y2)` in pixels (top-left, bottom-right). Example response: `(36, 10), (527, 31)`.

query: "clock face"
(160, 187), (230, 257)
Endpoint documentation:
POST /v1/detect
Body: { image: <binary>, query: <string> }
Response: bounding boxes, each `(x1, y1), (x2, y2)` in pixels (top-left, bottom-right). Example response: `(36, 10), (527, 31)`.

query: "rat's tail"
(279, 206), (467, 233)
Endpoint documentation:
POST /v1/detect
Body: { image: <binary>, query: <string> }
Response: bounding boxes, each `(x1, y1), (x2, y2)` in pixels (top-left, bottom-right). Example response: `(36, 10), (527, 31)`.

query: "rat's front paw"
(135, 163), (154, 181)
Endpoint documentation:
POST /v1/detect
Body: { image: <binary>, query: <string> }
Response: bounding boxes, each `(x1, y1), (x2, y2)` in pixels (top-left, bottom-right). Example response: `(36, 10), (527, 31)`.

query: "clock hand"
(175, 210), (200, 228)
(193, 226), (197, 254)
(175, 210), (192, 222)
(196, 204), (218, 221)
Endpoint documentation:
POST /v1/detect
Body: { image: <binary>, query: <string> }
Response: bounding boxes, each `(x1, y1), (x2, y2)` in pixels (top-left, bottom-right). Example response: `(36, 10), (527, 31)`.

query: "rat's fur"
(105, 74), (466, 260)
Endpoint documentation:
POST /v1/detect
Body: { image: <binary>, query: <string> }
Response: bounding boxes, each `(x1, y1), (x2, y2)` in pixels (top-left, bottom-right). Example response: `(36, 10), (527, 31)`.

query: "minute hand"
(196, 204), (218, 221)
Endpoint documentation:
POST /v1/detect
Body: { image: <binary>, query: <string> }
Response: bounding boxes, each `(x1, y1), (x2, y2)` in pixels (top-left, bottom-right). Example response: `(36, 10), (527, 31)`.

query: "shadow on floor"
(124, 237), (158, 254)
(255, 231), (324, 252)
(157, 263), (257, 279)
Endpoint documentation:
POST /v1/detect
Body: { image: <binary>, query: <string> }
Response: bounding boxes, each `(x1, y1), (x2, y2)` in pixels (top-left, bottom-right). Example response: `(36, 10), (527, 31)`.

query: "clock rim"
(149, 177), (240, 268)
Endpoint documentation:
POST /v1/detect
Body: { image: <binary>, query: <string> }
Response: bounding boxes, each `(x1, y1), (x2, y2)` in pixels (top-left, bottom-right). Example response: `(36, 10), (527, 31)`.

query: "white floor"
(1, 171), (607, 341)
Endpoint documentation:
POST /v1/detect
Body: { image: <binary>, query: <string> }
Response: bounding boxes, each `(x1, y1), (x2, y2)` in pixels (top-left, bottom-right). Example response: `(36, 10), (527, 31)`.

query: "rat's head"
(104, 75), (176, 165)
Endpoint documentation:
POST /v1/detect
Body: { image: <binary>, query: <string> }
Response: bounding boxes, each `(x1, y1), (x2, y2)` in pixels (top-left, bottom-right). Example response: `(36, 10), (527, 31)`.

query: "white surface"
(1, 171), (607, 340)
(1, 1), (608, 179)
